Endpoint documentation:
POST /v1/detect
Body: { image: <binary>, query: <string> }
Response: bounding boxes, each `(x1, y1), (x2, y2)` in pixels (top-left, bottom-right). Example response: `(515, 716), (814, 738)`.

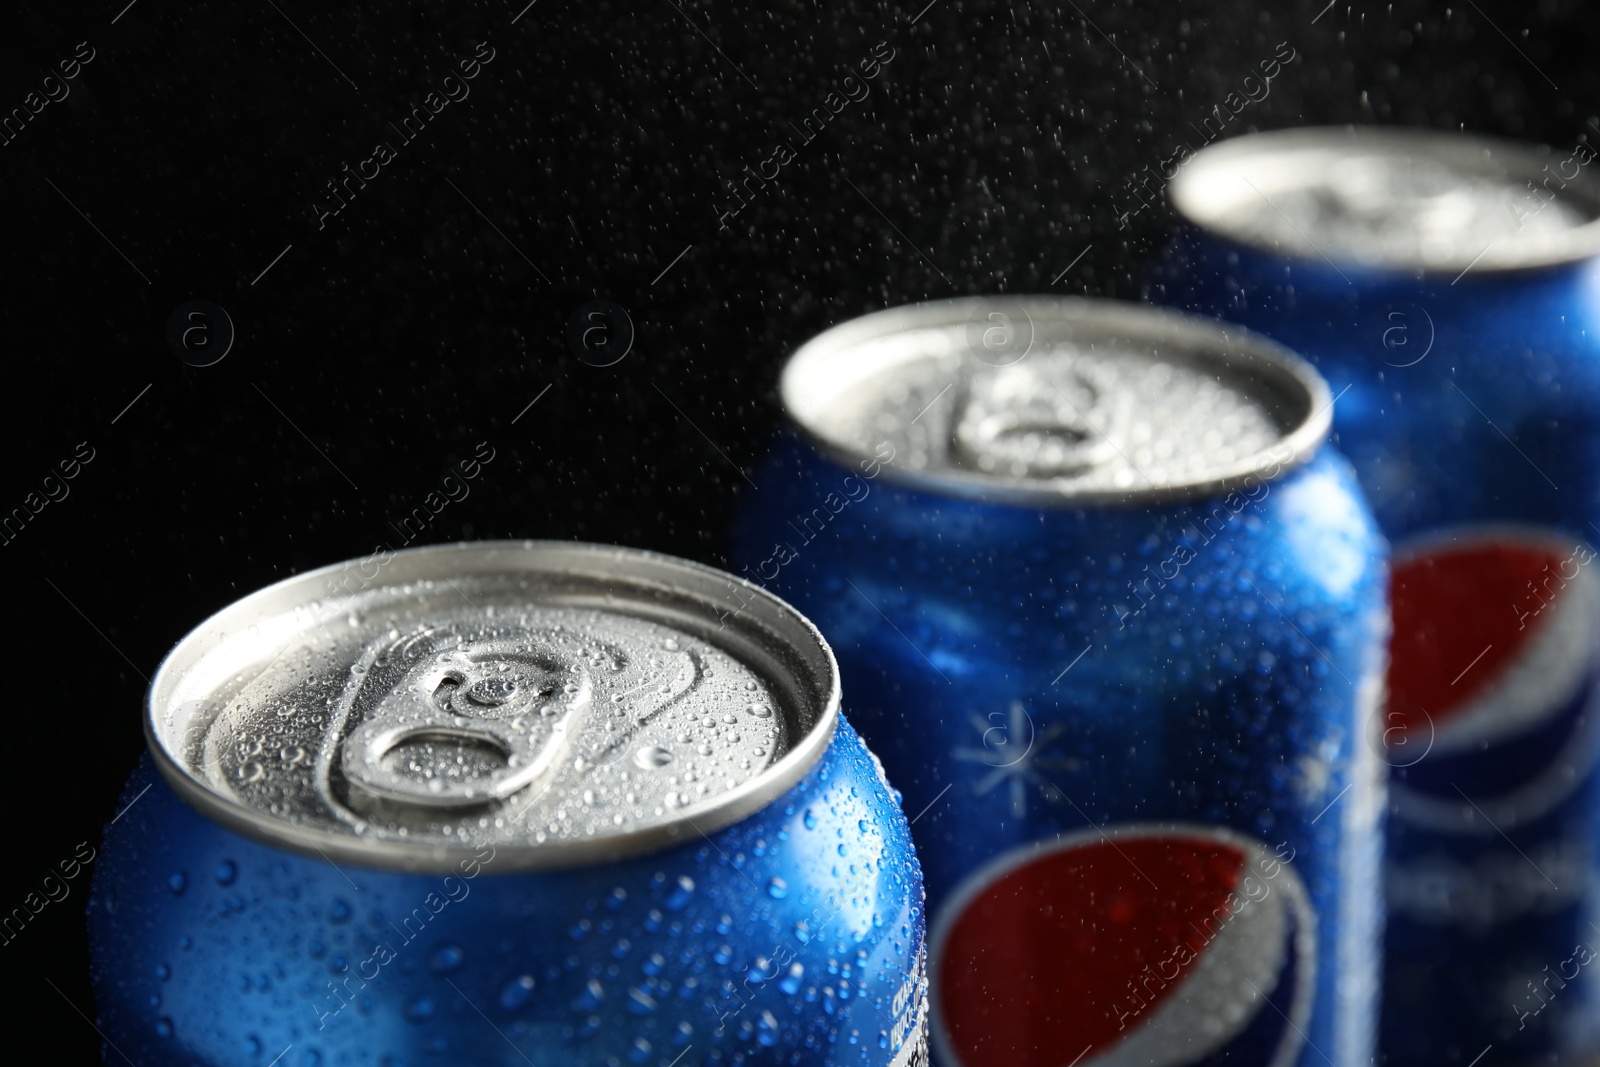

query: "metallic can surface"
(88, 541), (928, 1066)
(1382, 526), (1600, 1065)
(730, 298), (1389, 1067)
(1151, 126), (1600, 541)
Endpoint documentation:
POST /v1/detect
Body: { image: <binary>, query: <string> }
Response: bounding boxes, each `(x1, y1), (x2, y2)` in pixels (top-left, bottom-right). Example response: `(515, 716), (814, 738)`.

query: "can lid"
(146, 541), (840, 872)
(780, 297), (1330, 506)
(1169, 126), (1600, 273)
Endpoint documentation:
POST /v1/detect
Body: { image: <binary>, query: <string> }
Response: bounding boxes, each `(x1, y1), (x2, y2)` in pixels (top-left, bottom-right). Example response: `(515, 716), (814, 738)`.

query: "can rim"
(1168, 125), (1600, 274)
(779, 296), (1331, 507)
(145, 540), (842, 873)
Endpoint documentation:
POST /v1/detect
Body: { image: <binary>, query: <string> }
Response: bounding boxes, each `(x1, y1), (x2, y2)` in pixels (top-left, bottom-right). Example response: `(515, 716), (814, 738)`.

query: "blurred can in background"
(1383, 526), (1600, 1065)
(1154, 127), (1600, 1066)
(730, 298), (1389, 1067)
(1152, 126), (1600, 541)
(89, 541), (928, 1066)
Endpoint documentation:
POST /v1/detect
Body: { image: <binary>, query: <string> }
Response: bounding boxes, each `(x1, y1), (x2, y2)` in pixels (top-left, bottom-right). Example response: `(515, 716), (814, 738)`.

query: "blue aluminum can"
(88, 541), (929, 1067)
(729, 298), (1389, 1067)
(1149, 126), (1600, 541)
(1382, 526), (1600, 1066)
(1153, 128), (1600, 1066)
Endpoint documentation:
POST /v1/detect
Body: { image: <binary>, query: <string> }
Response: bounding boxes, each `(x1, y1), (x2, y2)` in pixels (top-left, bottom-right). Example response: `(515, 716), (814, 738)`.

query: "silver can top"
(781, 297), (1330, 506)
(1169, 126), (1600, 273)
(147, 542), (840, 872)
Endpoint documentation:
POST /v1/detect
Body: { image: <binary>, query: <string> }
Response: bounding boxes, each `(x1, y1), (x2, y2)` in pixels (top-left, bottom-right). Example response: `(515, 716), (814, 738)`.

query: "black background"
(4, 0), (1597, 1059)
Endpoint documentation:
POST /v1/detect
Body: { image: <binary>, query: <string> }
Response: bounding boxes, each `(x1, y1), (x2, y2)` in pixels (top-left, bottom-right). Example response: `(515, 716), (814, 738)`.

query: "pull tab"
(950, 355), (1119, 479)
(341, 640), (589, 809)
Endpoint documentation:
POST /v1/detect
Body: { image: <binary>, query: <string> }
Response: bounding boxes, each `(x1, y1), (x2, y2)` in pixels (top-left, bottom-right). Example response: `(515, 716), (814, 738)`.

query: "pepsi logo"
(929, 824), (1315, 1067)
(1386, 526), (1600, 834)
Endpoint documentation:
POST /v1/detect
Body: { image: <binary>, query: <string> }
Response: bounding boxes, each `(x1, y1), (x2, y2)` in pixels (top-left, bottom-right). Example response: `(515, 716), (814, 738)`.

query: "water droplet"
(236, 761), (264, 783)
(155, 962), (171, 981)
(155, 1016), (175, 1038)
(803, 809), (818, 830)
(633, 746), (672, 769)
(571, 978), (605, 1012)
(780, 963), (804, 995)
(214, 861), (238, 887)
(428, 944), (465, 976)
(626, 986), (658, 1015)
(404, 995), (436, 1023)
(663, 876), (695, 911)
(167, 872), (188, 896)
(327, 899), (353, 925)
(499, 974), (536, 1012)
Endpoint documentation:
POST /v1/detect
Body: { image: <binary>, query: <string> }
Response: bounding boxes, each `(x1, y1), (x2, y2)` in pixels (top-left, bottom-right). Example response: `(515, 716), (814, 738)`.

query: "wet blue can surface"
(730, 298), (1389, 1067)
(88, 542), (928, 1067)
(1154, 129), (1600, 1066)
(1150, 126), (1600, 542)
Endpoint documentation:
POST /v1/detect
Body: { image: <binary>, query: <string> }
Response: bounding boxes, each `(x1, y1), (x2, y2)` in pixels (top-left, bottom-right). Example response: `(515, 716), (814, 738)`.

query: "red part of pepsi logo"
(1385, 528), (1600, 831)
(1388, 539), (1566, 735)
(931, 825), (1314, 1067)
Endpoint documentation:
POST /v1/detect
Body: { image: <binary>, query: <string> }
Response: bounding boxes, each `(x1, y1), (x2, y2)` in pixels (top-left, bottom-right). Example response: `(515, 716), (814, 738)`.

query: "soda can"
(1151, 126), (1600, 540)
(88, 541), (929, 1067)
(1383, 525), (1600, 1065)
(729, 297), (1389, 1067)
